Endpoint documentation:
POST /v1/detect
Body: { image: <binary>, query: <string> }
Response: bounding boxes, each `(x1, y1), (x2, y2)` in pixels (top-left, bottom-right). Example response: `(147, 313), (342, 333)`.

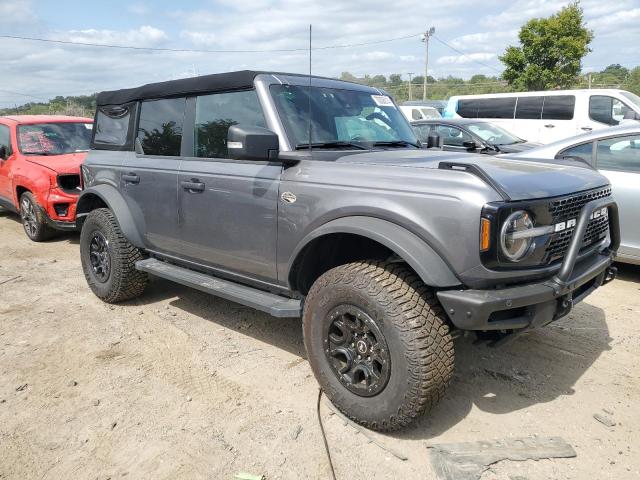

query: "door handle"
(122, 173), (140, 184)
(181, 180), (205, 193)
(544, 124), (555, 128)
(581, 127), (593, 131)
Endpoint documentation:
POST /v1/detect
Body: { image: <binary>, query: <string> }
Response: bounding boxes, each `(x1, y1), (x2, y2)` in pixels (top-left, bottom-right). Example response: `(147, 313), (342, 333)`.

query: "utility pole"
(421, 26), (435, 101)
(588, 73), (592, 89)
(407, 72), (414, 101)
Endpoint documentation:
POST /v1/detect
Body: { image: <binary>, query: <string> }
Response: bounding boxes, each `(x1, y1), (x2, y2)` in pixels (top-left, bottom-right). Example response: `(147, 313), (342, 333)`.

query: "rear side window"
(0, 125), (10, 153)
(515, 96), (544, 119)
(541, 96), (575, 120)
(596, 135), (640, 173)
(194, 90), (265, 158)
(476, 98), (516, 119)
(137, 97), (186, 156)
(94, 105), (133, 147)
(589, 96), (632, 126)
(457, 99), (479, 118)
(558, 142), (593, 163)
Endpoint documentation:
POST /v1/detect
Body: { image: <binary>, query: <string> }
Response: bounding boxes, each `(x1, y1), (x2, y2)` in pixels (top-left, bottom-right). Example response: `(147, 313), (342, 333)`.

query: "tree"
(389, 74), (403, 85)
(500, 2), (593, 90)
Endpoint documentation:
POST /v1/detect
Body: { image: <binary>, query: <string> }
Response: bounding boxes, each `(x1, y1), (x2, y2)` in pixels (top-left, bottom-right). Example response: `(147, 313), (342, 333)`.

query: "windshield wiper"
(295, 141), (368, 150)
(22, 151), (59, 156)
(372, 140), (420, 148)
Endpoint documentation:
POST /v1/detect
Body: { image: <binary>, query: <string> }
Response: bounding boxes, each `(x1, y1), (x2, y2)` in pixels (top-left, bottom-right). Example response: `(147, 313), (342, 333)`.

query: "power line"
(432, 35), (502, 74)
(0, 32), (423, 54)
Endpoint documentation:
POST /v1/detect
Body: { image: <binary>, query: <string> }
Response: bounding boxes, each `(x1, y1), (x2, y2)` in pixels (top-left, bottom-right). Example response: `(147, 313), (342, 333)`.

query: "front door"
(0, 124), (14, 205)
(120, 97), (185, 255)
(177, 89), (280, 283)
(595, 134), (640, 260)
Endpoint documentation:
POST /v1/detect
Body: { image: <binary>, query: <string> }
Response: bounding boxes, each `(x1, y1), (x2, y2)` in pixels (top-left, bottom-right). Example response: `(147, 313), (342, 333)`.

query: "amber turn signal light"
(480, 218), (491, 252)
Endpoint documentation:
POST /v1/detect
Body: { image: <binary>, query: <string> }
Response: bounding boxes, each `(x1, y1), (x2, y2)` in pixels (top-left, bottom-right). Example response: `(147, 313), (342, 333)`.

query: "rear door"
(0, 123), (13, 204)
(513, 96), (544, 143)
(121, 97), (185, 254)
(177, 89), (281, 283)
(594, 134), (640, 260)
(538, 95), (576, 143)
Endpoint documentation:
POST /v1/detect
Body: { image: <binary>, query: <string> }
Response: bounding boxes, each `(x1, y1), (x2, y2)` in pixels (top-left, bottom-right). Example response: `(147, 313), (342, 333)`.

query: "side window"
(411, 109), (422, 121)
(412, 124), (432, 143)
(541, 96), (575, 120)
(476, 98), (516, 119)
(558, 142), (593, 163)
(195, 90), (266, 158)
(434, 125), (472, 147)
(137, 97), (186, 156)
(94, 104), (133, 147)
(457, 99), (479, 118)
(0, 125), (11, 153)
(515, 96), (544, 119)
(596, 135), (640, 173)
(589, 96), (632, 126)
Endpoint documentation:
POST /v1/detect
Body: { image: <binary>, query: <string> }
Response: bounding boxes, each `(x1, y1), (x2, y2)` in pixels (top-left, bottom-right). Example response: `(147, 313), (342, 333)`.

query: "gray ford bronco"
(77, 71), (619, 431)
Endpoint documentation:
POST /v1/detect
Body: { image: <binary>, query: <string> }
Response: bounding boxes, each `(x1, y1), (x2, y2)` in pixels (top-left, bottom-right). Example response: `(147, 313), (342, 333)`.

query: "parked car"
(412, 118), (540, 154)
(399, 104), (440, 121)
(0, 115), (93, 241)
(404, 100), (448, 115)
(443, 89), (640, 144)
(503, 124), (640, 265)
(77, 71), (619, 431)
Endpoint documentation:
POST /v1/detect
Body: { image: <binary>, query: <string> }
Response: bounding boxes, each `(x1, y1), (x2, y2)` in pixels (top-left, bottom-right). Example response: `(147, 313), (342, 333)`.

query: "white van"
(400, 105), (441, 122)
(443, 89), (640, 144)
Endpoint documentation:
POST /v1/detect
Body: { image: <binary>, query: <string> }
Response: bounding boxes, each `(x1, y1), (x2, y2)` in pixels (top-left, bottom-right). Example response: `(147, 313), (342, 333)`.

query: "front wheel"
(20, 192), (54, 242)
(80, 208), (148, 303)
(303, 260), (454, 431)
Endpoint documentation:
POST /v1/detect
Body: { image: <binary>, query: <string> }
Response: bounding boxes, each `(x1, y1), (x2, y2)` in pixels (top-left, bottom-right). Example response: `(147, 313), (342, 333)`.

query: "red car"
(0, 115), (93, 241)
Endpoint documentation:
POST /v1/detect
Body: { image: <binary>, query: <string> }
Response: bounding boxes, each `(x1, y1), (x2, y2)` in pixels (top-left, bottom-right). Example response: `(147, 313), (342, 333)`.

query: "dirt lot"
(1, 209), (639, 480)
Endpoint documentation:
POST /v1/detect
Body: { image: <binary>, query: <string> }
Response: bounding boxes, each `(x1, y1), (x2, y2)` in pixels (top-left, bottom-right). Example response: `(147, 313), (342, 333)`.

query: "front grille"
(543, 187), (612, 264)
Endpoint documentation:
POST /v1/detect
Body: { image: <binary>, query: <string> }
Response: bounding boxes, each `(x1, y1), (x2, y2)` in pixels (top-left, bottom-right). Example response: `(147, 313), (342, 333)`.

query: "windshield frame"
(17, 122), (93, 156)
(268, 83), (419, 152)
(465, 121), (524, 146)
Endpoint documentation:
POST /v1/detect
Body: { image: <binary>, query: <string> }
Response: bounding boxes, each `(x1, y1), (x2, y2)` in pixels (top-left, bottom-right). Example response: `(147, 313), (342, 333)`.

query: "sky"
(0, 0), (639, 108)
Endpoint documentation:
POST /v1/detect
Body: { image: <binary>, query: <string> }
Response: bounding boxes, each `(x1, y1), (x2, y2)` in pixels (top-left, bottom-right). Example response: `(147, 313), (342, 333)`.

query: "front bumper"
(438, 196), (620, 331)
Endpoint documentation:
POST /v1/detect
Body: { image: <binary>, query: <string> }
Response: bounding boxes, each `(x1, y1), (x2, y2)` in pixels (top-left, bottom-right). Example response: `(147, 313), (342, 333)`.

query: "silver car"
(504, 124), (640, 264)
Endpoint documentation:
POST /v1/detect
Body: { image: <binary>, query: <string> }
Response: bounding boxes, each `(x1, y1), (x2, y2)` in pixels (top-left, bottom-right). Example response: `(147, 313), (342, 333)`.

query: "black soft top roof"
(97, 70), (262, 106)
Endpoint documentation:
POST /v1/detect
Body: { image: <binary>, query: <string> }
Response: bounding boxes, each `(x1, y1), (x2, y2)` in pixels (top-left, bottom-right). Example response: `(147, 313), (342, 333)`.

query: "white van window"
(457, 99), (480, 118)
(515, 96), (544, 119)
(411, 109), (422, 120)
(477, 98), (516, 119)
(541, 96), (575, 120)
(596, 135), (640, 173)
(589, 96), (632, 125)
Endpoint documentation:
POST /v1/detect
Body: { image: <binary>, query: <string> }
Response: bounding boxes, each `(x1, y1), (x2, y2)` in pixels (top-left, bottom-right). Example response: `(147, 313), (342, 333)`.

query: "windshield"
(18, 122), (93, 155)
(270, 84), (418, 149)
(466, 122), (523, 145)
(621, 91), (640, 110)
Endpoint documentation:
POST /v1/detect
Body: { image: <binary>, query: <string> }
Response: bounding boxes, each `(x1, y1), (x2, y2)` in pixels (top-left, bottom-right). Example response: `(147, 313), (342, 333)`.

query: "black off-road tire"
(19, 192), (54, 242)
(80, 208), (148, 303)
(303, 260), (454, 431)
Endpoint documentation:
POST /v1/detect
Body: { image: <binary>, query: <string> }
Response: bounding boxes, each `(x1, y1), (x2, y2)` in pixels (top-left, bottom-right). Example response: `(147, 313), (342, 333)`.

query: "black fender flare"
(288, 216), (460, 288)
(76, 184), (144, 248)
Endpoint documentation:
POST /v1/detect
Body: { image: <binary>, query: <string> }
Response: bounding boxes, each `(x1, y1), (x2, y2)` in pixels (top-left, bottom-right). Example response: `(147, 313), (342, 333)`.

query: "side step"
(135, 258), (302, 318)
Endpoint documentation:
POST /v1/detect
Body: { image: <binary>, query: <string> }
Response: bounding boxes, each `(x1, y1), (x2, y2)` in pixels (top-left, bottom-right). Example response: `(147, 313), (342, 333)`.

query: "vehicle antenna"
(308, 24), (312, 157)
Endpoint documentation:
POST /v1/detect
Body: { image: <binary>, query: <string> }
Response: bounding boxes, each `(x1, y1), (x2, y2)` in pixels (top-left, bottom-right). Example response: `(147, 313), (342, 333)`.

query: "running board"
(135, 258), (302, 318)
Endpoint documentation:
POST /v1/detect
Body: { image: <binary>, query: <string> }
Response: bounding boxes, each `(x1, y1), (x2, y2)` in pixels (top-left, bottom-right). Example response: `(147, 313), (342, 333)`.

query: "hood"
(24, 152), (87, 174)
(336, 149), (609, 201)
(495, 142), (541, 153)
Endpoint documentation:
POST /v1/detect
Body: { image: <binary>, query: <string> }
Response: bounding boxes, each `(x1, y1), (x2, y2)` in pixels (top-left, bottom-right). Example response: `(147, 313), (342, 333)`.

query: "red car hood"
(24, 152), (87, 174)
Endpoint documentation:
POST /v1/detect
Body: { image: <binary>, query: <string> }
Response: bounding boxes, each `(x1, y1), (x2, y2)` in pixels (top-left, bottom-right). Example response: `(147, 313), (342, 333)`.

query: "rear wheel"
(80, 208), (148, 303)
(20, 192), (54, 242)
(303, 260), (454, 431)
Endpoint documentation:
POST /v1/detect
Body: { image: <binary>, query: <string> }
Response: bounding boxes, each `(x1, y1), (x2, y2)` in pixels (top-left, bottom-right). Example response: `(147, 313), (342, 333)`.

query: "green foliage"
(0, 93), (97, 117)
(500, 2), (593, 90)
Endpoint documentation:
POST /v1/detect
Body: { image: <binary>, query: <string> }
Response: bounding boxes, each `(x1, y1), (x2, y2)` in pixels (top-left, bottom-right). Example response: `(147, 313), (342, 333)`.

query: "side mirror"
(426, 134), (443, 149)
(0, 145), (8, 160)
(227, 125), (279, 161)
(462, 140), (479, 151)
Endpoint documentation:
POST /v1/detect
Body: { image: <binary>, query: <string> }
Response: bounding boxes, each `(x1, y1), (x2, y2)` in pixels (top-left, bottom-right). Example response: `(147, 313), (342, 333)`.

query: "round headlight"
(500, 210), (534, 262)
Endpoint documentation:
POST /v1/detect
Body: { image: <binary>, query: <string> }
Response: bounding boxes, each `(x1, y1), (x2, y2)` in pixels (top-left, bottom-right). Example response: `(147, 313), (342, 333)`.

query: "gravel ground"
(1, 208), (639, 479)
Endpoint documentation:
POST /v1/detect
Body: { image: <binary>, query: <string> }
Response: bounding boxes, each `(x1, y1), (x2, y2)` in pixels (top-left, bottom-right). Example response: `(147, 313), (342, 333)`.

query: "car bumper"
(438, 196), (620, 331)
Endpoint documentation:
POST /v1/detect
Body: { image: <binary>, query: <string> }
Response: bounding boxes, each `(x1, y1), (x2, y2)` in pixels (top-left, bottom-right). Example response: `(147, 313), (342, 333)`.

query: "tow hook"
(603, 266), (617, 285)
(555, 294), (573, 320)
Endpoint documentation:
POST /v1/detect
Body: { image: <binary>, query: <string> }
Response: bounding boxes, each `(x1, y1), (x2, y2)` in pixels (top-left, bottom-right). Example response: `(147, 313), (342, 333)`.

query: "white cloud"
(53, 26), (168, 47)
(127, 3), (149, 15)
(437, 53), (496, 65)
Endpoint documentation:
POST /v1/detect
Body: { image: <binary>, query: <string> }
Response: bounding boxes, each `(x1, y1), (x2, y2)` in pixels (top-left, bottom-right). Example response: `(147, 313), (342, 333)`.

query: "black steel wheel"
(88, 231), (111, 283)
(324, 305), (390, 397)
